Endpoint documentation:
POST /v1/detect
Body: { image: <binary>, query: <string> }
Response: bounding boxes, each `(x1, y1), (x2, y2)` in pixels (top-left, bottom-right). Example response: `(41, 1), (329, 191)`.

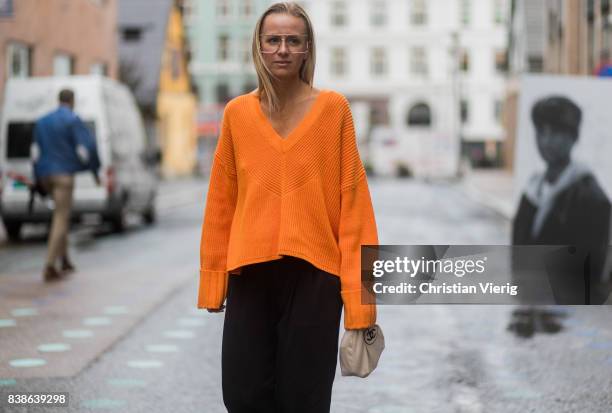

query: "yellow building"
(158, 5), (197, 176)
(118, 0), (197, 177)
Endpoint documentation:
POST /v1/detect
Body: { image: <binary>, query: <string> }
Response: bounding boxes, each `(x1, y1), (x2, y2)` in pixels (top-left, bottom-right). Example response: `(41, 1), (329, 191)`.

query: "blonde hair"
(252, 2), (316, 113)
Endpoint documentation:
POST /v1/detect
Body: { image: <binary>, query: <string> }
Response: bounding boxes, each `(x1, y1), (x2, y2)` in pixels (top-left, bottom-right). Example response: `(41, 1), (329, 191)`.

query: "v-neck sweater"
(197, 89), (378, 329)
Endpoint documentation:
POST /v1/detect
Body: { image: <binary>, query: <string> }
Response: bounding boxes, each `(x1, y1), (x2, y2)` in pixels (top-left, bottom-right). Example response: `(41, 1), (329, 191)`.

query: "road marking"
(503, 388), (540, 400)
(146, 344), (180, 353)
(177, 317), (206, 327)
(11, 308), (38, 317)
(9, 358), (47, 368)
(0, 319), (16, 328)
(38, 343), (72, 352)
(127, 360), (164, 369)
(586, 341), (612, 350)
(0, 379), (17, 386)
(163, 330), (195, 339)
(103, 306), (129, 315)
(83, 317), (113, 326)
(367, 406), (417, 413)
(82, 399), (127, 409)
(573, 329), (599, 337)
(108, 378), (147, 388)
(63, 329), (94, 338)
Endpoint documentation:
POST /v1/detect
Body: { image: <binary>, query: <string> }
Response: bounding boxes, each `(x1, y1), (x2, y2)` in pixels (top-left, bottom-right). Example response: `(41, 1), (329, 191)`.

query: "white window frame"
(218, 34), (230, 61)
(241, 35), (252, 64)
(460, 0), (471, 27)
(216, 0), (231, 18)
(410, 46), (428, 77)
(90, 62), (108, 76)
(410, 0), (427, 26)
(6, 41), (31, 78)
(370, 0), (387, 27)
(241, 0), (254, 17)
(331, 47), (347, 76)
(371, 47), (387, 77)
(331, 1), (348, 27)
(53, 53), (74, 76)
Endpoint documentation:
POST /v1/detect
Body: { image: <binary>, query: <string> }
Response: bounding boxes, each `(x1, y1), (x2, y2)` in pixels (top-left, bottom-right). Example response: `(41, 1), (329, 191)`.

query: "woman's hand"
(206, 304), (226, 313)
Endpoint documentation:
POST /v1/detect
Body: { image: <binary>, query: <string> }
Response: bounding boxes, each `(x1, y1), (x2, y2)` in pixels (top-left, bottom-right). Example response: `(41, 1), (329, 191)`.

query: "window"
(410, 47), (428, 76)
(241, 0), (253, 17)
(331, 47), (347, 76)
(331, 1), (348, 27)
(0, 0), (14, 17)
(216, 83), (231, 104)
(7, 42), (31, 78)
(371, 47), (387, 76)
(495, 49), (508, 73)
(410, 0), (427, 26)
(460, 0), (471, 26)
(407, 103), (431, 127)
(494, 0), (505, 24)
(7, 122), (35, 159)
(90, 62), (108, 76)
(217, 0), (230, 17)
(243, 82), (257, 94)
(528, 56), (543, 72)
(460, 99), (469, 124)
(242, 35), (252, 64)
(183, 0), (196, 25)
(53, 53), (74, 76)
(122, 27), (142, 42)
(218, 34), (230, 61)
(494, 100), (504, 124)
(460, 49), (470, 72)
(370, 0), (387, 26)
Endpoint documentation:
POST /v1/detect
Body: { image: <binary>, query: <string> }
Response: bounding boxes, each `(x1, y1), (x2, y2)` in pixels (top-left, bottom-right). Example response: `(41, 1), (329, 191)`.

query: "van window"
(6, 122), (34, 158)
(6, 120), (97, 159)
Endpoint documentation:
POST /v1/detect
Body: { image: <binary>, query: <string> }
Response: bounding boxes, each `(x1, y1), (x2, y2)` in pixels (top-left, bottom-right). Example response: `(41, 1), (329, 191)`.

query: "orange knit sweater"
(197, 89), (378, 330)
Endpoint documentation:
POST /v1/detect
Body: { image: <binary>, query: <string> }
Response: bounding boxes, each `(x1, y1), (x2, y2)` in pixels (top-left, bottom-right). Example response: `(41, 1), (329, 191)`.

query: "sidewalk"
(0, 178), (207, 379)
(460, 168), (516, 220)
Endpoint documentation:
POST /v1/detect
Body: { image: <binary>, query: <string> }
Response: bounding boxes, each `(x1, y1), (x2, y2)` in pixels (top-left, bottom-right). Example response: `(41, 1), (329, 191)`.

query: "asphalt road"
(0, 178), (611, 412)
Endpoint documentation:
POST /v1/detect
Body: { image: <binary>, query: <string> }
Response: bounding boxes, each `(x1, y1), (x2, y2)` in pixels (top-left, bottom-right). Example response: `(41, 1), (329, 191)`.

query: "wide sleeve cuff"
(341, 288), (377, 330)
(197, 269), (228, 309)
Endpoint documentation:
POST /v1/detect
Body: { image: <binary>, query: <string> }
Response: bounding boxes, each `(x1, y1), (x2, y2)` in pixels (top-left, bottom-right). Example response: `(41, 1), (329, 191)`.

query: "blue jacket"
(32, 106), (101, 178)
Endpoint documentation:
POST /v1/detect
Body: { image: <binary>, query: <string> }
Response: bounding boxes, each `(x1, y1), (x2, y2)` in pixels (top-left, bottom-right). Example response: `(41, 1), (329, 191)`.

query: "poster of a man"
(513, 75), (612, 302)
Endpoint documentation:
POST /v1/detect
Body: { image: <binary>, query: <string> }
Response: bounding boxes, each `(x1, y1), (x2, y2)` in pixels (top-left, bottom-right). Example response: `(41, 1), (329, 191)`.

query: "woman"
(198, 2), (378, 412)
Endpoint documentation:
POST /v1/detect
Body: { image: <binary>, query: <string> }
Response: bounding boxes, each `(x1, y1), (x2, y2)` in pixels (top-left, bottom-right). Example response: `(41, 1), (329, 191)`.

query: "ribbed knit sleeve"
(198, 109), (238, 309)
(337, 97), (379, 330)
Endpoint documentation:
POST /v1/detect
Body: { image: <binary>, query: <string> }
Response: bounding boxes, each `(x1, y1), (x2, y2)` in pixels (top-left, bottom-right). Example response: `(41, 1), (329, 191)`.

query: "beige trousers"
(44, 175), (75, 267)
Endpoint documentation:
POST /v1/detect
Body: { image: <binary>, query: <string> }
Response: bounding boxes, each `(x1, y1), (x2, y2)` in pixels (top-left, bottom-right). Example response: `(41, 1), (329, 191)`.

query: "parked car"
(0, 75), (158, 240)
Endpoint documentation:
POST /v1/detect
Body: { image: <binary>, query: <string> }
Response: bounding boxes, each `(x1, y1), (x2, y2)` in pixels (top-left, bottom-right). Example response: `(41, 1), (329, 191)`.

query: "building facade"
(118, 0), (197, 177)
(0, 0), (118, 107)
(185, 0), (271, 106)
(505, 0), (612, 170)
(302, 0), (510, 177)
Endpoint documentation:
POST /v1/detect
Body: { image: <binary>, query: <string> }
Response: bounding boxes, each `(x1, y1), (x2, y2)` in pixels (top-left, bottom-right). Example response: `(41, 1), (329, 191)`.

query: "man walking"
(32, 89), (100, 281)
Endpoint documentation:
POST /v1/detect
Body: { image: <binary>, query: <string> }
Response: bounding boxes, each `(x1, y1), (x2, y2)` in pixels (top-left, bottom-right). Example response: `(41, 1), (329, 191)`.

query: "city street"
(1, 178), (611, 412)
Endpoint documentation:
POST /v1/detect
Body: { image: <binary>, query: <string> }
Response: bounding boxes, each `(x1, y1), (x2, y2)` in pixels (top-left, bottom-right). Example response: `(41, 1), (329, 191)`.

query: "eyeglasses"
(260, 34), (309, 54)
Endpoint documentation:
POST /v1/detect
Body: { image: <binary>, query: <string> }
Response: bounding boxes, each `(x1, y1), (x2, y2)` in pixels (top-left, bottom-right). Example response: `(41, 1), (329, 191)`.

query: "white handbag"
(339, 324), (385, 378)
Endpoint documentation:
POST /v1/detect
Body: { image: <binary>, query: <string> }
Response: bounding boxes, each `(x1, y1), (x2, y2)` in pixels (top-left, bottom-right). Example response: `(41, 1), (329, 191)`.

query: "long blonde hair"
(252, 2), (316, 113)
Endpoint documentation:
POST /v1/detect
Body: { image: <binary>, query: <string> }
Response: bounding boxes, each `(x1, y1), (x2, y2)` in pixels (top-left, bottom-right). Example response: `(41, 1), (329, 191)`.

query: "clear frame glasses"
(260, 34), (309, 54)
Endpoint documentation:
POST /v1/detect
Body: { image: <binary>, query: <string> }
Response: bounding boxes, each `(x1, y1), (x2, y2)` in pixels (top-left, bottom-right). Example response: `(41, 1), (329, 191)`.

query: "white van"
(0, 75), (158, 240)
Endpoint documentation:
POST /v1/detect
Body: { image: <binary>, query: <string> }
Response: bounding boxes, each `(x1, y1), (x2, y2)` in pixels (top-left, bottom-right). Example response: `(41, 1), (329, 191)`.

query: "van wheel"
(109, 206), (127, 233)
(142, 205), (156, 225)
(3, 220), (23, 242)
